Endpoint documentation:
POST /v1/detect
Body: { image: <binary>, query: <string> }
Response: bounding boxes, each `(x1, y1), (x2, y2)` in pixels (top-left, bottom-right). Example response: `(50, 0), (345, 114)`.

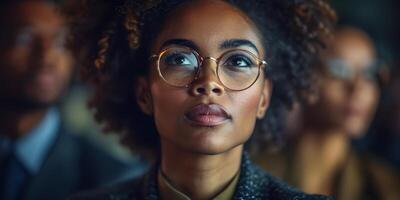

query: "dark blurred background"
(333, 0), (399, 63)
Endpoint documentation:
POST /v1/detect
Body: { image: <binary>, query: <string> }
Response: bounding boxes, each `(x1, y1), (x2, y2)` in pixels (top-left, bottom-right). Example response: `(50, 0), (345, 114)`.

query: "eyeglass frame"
(149, 46), (268, 91)
(325, 58), (385, 82)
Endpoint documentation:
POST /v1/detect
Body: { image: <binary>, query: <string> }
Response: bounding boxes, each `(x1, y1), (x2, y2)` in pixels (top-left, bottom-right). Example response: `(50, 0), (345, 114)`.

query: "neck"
(160, 141), (242, 200)
(0, 106), (49, 139)
(294, 127), (350, 195)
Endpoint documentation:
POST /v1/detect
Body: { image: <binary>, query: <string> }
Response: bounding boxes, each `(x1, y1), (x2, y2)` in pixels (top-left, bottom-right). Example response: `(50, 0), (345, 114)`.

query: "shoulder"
(53, 127), (148, 185)
(54, 128), (125, 168)
(359, 152), (400, 199)
(236, 155), (333, 200)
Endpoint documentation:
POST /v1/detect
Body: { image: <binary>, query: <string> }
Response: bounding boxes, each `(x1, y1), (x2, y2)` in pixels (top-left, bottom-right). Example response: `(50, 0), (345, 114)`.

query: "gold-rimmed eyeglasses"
(150, 46), (267, 91)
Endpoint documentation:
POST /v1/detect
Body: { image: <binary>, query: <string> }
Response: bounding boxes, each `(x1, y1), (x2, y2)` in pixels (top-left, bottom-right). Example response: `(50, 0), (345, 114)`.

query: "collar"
(86, 152), (333, 200)
(139, 153), (258, 200)
(0, 107), (60, 174)
(158, 168), (239, 200)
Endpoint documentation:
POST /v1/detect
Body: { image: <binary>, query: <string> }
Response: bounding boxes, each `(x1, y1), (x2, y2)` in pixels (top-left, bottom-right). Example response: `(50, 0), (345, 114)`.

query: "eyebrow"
(160, 38), (259, 54)
(161, 39), (200, 51)
(220, 39), (259, 54)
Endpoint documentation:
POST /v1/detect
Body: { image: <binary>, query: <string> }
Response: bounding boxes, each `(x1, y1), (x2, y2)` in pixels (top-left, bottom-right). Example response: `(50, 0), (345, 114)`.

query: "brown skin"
(306, 27), (379, 138)
(0, 2), (73, 139)
(295, 27), (380, 195)
(136, 0), (271, 199)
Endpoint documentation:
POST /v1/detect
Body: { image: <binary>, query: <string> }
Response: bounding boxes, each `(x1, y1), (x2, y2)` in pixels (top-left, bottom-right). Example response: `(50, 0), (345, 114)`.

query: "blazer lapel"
(23, 130), (82, 200)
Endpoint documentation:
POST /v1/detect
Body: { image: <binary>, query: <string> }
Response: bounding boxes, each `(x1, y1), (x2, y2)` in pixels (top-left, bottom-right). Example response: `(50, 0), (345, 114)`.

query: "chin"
(28, 88), (66, 105)
(183, 139), (244, 156)
(21, 95), (61, 110)
(345, 124), (367, 139)
(189, 146), (231, 155)
(346, 115), (374, 137)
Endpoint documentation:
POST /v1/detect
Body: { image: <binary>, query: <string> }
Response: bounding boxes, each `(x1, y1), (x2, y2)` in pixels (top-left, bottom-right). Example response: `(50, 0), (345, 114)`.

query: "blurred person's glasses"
(4, 27), (67, 50)
(326, 58), (386, 82)
(150, 46), (267, 91)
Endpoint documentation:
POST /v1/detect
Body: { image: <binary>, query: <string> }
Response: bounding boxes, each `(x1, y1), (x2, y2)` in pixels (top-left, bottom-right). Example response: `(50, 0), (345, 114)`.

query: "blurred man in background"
(0, 1), (145, 200)
(255, 26), (400, 200)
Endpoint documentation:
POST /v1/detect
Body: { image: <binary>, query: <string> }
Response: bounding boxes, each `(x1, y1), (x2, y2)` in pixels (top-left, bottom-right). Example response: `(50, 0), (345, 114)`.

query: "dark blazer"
(21, 126), (147, 200)
(70, 153), (332, 200)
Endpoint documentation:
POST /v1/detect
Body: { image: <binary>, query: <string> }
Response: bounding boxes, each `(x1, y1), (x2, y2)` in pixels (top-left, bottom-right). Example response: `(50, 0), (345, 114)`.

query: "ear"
(256, 80), (272, 119)
(135, 77), (153, 115)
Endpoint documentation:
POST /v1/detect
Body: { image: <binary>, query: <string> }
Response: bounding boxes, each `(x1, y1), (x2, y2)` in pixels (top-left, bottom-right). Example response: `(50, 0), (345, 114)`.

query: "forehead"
(152, 0), (264, 55)
(5, 2), (62, 29)
(328, 30), (376, 70)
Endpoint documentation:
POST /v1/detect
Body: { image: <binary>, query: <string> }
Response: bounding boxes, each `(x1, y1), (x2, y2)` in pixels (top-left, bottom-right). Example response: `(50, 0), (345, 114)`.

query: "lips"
(30, 70), (59, 92)
(185, 104), (231, 126)
(344, 104), (366, 118)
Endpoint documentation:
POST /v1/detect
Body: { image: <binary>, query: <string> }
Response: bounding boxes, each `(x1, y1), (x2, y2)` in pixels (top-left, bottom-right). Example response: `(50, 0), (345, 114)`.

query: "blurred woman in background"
(255, 26), (400, 200)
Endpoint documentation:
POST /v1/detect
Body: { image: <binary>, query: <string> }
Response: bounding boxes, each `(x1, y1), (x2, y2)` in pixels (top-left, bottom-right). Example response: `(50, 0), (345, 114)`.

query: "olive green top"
(158, 169), (240, 200)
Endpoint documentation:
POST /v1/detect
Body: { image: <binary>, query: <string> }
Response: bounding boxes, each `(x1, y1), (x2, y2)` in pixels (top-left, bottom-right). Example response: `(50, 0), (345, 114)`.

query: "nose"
(32, 36), (56, 68)
(190, 58), (224, 96)
(32, 34), (50, 51)
(346, 74), (362, 90)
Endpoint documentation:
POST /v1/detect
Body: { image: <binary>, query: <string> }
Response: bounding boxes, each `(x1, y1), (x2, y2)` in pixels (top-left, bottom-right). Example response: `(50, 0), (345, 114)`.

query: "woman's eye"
(164, 53), (194, 66)
(14, 31), (34, 47)
(224, 55), (254, 68)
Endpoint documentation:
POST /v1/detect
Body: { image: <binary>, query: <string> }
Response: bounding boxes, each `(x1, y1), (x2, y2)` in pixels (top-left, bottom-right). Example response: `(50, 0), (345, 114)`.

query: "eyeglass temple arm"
(149, 55), (159, 60)
(260, 60), (268, 68)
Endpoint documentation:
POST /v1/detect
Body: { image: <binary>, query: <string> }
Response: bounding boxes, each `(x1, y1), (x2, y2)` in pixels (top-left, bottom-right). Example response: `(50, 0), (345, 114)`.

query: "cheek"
(345, 83), (379, 137)
(10, 46), (30, 59)
(229, 85), (263, 136)
(50, 50), (73, 80)
(232, 91), (260, 119)
(0, 49), (31, 94)
(150, 80), (186, 135)
(2, 48), (30, 75)
(356, 82), (379, 114)
(320, 79), (347, 110)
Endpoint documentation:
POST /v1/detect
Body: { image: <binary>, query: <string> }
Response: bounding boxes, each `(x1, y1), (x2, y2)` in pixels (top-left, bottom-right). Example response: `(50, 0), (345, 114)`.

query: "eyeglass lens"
(158, 47), (260, 90)
(326, 59), (380, 81)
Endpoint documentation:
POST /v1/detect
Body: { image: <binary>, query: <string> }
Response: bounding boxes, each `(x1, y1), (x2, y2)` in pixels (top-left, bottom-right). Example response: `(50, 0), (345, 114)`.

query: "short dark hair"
(65, 0), (336, 156)
(0, 0), (61, 26)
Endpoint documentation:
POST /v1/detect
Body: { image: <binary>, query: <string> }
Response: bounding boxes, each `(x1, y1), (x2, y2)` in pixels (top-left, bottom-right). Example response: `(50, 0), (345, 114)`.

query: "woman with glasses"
(66, 0), (336, 199)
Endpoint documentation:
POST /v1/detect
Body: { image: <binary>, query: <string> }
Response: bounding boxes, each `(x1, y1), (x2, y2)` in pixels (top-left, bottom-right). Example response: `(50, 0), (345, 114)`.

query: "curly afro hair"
(65, 0), (336, 156)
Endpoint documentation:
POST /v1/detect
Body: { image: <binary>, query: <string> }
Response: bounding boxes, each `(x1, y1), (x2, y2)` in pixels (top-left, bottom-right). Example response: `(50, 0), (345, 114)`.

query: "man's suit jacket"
(21, 126), (147, 200)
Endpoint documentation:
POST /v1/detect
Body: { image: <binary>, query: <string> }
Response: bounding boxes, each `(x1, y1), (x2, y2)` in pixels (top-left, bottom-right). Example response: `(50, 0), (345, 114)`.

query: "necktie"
(0, 143), (30, 200)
